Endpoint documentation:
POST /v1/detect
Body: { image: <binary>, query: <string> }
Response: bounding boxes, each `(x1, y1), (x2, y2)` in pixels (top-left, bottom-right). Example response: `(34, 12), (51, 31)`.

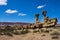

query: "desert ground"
(0, 27), (60, 40)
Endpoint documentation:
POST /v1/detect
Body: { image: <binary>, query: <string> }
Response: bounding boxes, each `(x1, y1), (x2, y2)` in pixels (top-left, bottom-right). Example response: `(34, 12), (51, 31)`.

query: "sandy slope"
(0, 33), (54, 40)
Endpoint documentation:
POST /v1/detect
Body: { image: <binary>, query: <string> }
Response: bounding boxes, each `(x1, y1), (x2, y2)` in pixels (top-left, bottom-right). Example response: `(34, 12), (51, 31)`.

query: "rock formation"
(30, 10), (57, 29)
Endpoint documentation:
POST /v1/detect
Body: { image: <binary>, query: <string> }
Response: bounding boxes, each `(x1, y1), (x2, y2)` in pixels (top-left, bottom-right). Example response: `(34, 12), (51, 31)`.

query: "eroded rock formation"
(30, 10), (57, 29)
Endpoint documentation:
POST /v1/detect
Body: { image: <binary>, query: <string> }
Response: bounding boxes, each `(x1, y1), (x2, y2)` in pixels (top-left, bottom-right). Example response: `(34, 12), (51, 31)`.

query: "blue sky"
(0, 0), (60, 23)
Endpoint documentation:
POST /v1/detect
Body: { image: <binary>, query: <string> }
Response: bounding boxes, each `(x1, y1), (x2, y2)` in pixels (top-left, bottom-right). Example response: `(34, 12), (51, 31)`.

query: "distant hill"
(55, 23), (60, 27)
(0, 22), (32, 26)
(0, 22), (60, 27)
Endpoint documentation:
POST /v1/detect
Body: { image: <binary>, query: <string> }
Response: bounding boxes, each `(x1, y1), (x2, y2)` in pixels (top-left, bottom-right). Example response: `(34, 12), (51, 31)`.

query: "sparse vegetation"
(21, 29), (29, 34)
(33, 29), (39, 33)
(33, 30), (38, 33)
(41, 34), (46, 36)
(0, 25), (30, 36)
(50, 31), (60, 35)
(12, 30), (21, 35)
(0, 26), (51, 36)
(51, 36), (59, 39)
(40, 28), (49, 33)
(0, 25), (60, 38)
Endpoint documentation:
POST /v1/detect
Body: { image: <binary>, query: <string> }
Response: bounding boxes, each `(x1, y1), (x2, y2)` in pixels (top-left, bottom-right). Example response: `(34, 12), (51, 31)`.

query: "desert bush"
(44, 30), (49, 33)
(21, 29), (29, 34)
(13, 26), (19, 30)
(38, 29), (41, 33)
(49, 29), (53, 32)
(0, 26), (14, 36)
(4, 26), (13, 32)
(12, 30), (21, 35)
(12, 29), (29, 35)
(41, 34), (46, 36)
(4, 32), (13, 36)
(0, 29), (6, 35)
(33, 29), (39, 33)
(33, 30), (38, 33)
(51, 36), (59, 39)
(50, 31), (60, 35)
(0, 32), (4, 35)
(41, 28), (49, 33)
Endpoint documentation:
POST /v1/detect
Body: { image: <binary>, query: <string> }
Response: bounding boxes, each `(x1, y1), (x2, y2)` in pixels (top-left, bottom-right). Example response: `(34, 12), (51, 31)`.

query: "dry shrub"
(52, 36), (59, 39)
(50, 31), (60, 35)
(41, 28), (49, 33)
(21, 29), (29, 34)
(12, 30), (21, 35)
(41, 34), (46, 36)
(33, 29), (39, 33)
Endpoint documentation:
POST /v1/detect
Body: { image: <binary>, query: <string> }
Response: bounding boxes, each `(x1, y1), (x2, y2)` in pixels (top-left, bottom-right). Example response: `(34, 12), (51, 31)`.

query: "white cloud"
(37, 5), (46, 9)
(18, 13), (27, 16)
(0, 0), (7, 5)
(5, 9), (18, 14)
